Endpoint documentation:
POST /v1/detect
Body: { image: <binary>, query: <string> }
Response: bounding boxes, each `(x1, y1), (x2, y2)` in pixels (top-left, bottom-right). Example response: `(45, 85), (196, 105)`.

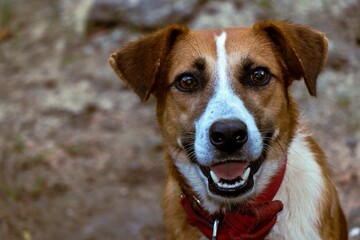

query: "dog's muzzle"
(187, 119), (270, 198)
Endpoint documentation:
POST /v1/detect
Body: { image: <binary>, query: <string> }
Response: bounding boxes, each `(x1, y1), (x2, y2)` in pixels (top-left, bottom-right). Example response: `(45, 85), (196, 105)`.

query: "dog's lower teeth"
(210, 168), (250, 189)
(216, 179), (246, 189)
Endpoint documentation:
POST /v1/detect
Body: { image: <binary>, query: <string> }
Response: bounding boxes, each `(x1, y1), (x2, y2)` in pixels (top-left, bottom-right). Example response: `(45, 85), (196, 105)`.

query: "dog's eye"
(175, 74), (199, 92)
(250, 68), (271, 86)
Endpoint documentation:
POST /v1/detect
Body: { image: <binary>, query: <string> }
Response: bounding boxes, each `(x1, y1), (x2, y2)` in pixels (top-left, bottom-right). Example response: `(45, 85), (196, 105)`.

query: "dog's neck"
(180, 157), (287, 240)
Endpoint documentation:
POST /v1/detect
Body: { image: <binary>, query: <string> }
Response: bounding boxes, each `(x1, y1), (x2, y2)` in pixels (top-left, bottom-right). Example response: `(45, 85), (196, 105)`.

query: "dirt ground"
(0, 0), (359, 239)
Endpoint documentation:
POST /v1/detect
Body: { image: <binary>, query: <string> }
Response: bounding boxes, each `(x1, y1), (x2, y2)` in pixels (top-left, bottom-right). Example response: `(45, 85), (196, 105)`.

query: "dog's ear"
(254, 20), (328, 96)
(109, 24), (189, 101)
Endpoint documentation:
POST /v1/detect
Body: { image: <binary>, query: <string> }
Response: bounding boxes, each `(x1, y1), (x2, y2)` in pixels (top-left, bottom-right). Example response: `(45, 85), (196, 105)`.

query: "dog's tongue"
(210, 162), (249, 180)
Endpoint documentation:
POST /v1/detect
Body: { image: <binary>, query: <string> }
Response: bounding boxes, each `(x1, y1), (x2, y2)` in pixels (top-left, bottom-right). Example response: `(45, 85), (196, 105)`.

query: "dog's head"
(109, 21), (328, 212)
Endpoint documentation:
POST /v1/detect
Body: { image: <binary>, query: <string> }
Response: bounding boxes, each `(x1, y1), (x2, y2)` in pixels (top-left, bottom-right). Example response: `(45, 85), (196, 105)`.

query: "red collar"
(181, 157), (287, 240)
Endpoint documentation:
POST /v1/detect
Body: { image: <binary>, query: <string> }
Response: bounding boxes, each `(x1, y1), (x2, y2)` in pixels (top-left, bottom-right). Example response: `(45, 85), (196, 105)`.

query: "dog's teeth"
(212, 168), (250, 189)
(241, 167), (251, 181)
(216, 179), (246, 189)
(218, 182), (230, 189)
(238, 179), (245, 186)
(210, 171), (220, 184)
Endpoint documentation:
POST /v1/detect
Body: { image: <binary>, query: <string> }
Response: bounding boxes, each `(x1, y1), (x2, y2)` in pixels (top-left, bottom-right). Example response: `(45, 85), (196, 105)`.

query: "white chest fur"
(268, 131), (324, 240)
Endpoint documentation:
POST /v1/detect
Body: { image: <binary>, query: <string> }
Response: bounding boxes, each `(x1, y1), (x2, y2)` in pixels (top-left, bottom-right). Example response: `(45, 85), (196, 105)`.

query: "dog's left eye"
(249, 68), (271, 86)
(174, 74), (199, 92)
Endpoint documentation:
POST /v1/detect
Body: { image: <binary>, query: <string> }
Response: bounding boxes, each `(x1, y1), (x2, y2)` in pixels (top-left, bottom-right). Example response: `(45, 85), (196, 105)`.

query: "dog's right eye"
(174, 74), (199, 92)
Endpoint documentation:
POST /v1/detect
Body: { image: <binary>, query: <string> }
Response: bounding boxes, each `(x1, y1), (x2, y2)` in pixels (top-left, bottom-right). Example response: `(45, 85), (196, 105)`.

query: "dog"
(109, 20), (348, 240)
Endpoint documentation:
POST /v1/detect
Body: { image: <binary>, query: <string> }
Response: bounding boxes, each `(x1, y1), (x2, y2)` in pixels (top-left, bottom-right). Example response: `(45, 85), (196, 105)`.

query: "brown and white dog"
(109, 20), (348, 239)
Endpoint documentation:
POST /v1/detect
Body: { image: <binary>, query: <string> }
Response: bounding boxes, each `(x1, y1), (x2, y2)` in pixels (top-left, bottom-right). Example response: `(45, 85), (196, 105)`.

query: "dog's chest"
(268, 133), (323, 240)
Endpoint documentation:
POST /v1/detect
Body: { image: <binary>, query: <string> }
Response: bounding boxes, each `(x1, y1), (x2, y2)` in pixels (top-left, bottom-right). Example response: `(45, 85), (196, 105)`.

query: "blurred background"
(0, 0), (359, 239)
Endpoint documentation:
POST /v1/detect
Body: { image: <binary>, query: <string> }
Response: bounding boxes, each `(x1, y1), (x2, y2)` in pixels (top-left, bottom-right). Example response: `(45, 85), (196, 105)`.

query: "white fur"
(194, 32), (262, 166)
(176, 163), (220, 213)
(268, 130), (323, 240)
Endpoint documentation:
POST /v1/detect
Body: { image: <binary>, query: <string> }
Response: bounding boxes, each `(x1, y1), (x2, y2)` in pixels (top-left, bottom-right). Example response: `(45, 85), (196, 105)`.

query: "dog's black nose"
(209, 119), (248, 152)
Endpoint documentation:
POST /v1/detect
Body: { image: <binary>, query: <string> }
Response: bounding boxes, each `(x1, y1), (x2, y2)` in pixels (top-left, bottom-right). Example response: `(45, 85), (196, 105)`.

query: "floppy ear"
(109, 24), (189, 101)
(254, 20), (328, 96)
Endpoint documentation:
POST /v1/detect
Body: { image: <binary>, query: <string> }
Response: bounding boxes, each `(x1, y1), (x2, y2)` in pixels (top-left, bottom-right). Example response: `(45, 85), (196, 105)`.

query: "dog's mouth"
(199, 159), (261, 198)
(182, 131), (272, 198)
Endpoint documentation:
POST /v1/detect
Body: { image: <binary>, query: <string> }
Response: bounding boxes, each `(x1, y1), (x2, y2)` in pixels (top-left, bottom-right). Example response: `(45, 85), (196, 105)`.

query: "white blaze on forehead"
(193, 31), (263, 165)
(216, 32), (228, 92)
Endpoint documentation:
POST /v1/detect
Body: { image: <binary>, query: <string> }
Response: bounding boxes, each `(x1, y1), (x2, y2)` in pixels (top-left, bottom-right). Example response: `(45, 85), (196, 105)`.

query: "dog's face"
(159, 29), (292, 207)
(109, 21), (328, 212)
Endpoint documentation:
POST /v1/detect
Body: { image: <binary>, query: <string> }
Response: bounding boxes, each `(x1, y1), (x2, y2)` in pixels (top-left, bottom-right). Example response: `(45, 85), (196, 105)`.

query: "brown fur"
(109, 20), (347, 239)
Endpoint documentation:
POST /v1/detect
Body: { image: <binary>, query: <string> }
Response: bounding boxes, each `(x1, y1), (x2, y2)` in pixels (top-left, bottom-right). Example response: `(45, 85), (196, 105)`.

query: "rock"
(41, 80), (99, 113)
(349, 227), (360, 239)
(61, 0), (95, 34)
(326, 44), (350, 71)
(346, 138), (358, 150)
(190, 1), (257, 29)
(88, 0), (201, 30)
